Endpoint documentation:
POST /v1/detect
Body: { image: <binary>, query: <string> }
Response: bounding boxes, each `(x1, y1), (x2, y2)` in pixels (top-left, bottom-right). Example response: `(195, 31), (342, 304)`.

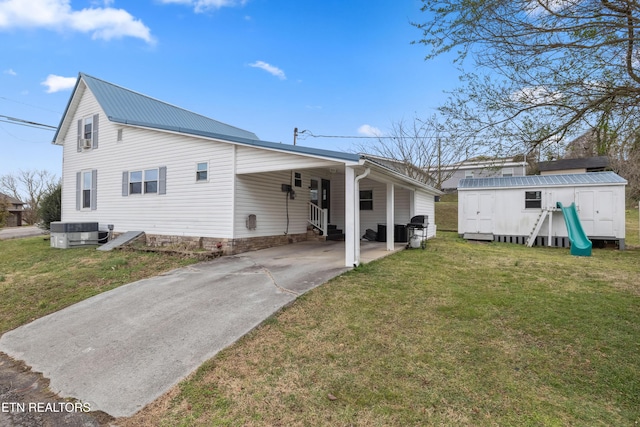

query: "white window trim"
(81, 170), (92, 210)
(129, 168), (159, 195)
(359, 189), (374, 211)
(196, 161), (209, 183)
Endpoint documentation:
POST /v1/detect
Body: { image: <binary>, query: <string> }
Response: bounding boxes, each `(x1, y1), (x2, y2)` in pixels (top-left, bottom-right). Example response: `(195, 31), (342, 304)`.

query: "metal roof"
(54, 73), (360, 163)
(81, 73), (259, 140)
(458, 171), (627, 189)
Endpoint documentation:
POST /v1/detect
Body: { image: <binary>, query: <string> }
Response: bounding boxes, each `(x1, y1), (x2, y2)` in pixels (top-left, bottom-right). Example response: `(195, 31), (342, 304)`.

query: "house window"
(525, 191), (542, 209)
(502, 168), (514, 177)
(294, 172), (302, 187)
(82, 171), (92, 209)
(360, 190), (373, 210)
(465, 171), (474, 179)
(83, 116), (93, 141)
(76, 170), (97, 210)
(123, 167), (166, 196)
(144, 169), (158, 193)
(77, 114), (99, 151)
(128, 169), (158, 194)
(129, 171), (143, 194)
(196, 162), (208, 182)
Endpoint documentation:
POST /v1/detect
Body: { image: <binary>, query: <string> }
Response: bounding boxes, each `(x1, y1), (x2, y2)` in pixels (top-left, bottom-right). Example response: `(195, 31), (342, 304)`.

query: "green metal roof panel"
(81, 73), (259, 141)
(458, 171), (627, 189)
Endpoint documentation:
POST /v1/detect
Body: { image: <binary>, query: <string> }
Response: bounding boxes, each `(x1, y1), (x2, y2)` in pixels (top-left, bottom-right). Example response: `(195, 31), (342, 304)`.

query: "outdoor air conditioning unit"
(50, 222), (99, 249)
(82, 138), (92, 149)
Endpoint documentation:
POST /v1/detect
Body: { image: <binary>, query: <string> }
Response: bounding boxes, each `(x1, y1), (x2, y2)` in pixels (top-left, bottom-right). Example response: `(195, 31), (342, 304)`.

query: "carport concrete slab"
(0, 240), (402, 418)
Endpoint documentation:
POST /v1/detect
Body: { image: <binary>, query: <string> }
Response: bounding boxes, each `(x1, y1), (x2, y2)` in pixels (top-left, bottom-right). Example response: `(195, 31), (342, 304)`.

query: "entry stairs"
(526, 208), (558, 247)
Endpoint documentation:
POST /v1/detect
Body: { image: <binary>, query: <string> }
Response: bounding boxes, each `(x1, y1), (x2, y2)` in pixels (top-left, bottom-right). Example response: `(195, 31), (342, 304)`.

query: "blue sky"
(0, 0), (460, 178)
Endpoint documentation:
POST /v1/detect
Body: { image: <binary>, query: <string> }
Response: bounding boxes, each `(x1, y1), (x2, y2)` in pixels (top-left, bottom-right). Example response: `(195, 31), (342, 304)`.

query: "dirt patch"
(0, 352), (113, 427)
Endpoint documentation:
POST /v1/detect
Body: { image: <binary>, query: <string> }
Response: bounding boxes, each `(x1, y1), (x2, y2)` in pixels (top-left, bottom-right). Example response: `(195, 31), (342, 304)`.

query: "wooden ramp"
(97, 231), (145, 251)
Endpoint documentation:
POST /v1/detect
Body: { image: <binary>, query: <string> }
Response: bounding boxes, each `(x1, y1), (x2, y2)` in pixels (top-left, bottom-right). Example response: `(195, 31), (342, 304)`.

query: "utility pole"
(293, 127), (298, 146)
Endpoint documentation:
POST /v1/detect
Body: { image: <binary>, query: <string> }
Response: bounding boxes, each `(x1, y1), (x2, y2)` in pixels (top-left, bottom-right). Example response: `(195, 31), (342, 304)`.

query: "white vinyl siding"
(357, 178), (412, 237)
(235, 146), (341, 174)
(234, 171), (309, 238)
(60, 84), (235, 237)
(414, 190), (436, 238)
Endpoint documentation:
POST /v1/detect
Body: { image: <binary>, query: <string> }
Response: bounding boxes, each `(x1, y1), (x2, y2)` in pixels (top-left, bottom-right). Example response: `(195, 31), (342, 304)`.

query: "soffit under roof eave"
(360, 162), (443, 195)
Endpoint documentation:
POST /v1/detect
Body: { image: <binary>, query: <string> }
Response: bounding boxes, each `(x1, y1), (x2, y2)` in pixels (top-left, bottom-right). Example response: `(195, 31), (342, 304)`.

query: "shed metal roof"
(54, 73), (360, 163)
(458, 171), (627, 189)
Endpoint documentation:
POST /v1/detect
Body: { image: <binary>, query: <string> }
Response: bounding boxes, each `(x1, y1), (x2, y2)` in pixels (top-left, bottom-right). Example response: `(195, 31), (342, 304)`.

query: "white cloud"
(249, 61), (286, 80)
(512, 86), (563, 105)
(0, 0), (154, 44)
(358, 124), (383, 137)
(4, 68), (16, 76)
(41, 74), (76, 93)
(159, 0), (247, 13)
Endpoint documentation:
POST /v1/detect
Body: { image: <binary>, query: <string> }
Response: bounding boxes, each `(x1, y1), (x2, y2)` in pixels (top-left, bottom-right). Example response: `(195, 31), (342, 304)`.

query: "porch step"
(326, 224), (345, 241)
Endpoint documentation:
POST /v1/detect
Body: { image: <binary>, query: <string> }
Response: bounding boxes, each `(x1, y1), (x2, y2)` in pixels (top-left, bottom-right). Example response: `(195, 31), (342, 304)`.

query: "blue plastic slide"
(556, 202), (592, 256)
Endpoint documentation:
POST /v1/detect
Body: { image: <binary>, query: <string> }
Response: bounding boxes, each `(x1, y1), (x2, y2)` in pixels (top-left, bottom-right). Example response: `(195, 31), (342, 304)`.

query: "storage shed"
(458, 171), (627, 249)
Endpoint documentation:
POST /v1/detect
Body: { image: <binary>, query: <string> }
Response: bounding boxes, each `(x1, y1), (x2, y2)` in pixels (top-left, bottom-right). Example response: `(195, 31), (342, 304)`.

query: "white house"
(52, 73), (442, 267)
(457, 172), (627, 249)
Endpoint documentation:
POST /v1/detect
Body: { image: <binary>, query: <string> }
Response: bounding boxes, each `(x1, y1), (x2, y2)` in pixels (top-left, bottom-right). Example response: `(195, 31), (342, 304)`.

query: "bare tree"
(413, 0), (640, 155)
(0, 170), (58, 224)
(357, 115), (479, 188)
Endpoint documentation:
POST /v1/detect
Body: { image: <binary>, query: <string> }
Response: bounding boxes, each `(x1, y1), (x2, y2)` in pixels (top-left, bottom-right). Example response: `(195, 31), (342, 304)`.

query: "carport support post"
(345, 167), (356, 267)
(386, 182), (395, 250)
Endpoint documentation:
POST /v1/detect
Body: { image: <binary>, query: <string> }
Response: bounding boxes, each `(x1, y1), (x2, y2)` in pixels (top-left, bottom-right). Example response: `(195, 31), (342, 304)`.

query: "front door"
(321, 178), (331, 223)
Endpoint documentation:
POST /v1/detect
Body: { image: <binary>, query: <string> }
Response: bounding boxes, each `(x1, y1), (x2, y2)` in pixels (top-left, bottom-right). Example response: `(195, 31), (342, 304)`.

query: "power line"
(0, 114), (57, 131)
(297, 130), (447, 140)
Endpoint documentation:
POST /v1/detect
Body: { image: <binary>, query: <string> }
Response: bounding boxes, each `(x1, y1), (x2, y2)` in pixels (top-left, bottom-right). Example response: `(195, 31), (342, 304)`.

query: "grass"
(435, 192), (458, 232)
(122, 231), (640, 426)
(0, 236), (198, 334)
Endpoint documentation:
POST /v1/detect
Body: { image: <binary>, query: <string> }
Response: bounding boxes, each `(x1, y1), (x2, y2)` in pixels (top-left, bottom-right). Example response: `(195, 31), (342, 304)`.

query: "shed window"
(360, 190), (373, 210)
(525, 191), (542, 209)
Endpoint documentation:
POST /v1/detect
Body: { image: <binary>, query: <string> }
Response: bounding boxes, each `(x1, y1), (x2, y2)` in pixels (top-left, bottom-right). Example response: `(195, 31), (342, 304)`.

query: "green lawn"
(0, 237), (198, 334)
(123, 233), (640, 426)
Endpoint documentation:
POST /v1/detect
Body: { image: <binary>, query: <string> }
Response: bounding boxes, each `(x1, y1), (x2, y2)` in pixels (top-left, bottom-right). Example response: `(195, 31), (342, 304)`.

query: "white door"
(577, 190), (595, 235)
(465, 192), (493, 233)
(595, 191), (614, 236)
(577, 190), (615, 237)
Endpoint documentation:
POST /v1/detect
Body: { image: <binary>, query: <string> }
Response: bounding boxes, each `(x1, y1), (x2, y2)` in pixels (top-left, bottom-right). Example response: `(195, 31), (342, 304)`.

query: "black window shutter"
(159, 166), (167, 195)
(91, 170), (98, 210)
(77, 119), (82, 152)
(122, 171), (129, 196)
(76, 172), (81, 210)
(92, 114), (99, 149)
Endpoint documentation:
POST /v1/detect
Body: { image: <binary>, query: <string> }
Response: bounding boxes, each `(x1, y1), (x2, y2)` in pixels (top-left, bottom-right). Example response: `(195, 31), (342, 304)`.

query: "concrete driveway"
(0, 240), (402, 418)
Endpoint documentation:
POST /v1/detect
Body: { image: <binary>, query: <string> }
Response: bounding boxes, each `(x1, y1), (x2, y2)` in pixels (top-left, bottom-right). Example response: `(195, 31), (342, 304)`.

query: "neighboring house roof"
(459, 171), (626, 189)
(537, 156), (610, 172)
(440, 156), (527, 171)
(0, 192), (23, 205)
(52, 73), (360, 163)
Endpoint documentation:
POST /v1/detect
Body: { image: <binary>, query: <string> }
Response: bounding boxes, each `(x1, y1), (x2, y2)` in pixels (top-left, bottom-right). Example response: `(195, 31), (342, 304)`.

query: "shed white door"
(577, 190), (614, 237)
(465, 192), (494, 233)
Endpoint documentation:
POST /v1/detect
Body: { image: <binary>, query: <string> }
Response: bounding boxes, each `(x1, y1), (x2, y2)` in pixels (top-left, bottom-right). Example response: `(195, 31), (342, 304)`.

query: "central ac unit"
(82, 138), (92, 149)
